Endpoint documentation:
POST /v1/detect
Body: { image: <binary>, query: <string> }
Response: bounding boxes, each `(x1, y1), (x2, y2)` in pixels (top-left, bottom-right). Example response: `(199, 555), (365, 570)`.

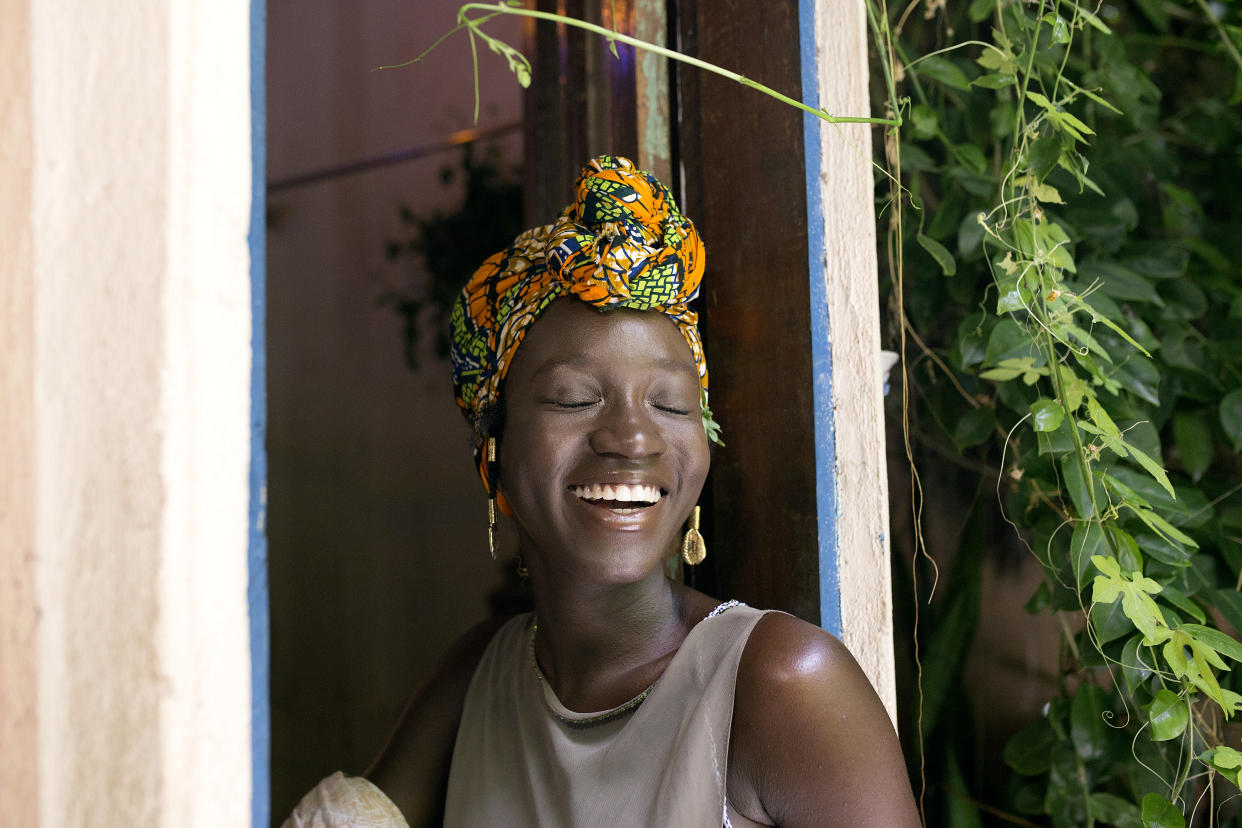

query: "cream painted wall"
(808, 0), (898, 721)
(1, 0), (254, 825)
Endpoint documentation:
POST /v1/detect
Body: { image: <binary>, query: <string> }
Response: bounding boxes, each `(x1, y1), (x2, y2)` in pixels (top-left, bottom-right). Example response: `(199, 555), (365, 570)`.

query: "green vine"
(889, 0), (1242, 823)
(380, 1), (901, 128)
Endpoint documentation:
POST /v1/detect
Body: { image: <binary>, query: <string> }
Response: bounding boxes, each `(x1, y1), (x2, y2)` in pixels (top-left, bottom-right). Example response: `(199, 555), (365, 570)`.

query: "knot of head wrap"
(547, 155), (705, 311)
(449, 155), (716, 493)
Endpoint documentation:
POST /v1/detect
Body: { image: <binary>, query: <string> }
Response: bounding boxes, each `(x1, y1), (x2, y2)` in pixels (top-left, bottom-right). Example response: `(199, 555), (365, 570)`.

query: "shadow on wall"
(265, 0), (525, 820)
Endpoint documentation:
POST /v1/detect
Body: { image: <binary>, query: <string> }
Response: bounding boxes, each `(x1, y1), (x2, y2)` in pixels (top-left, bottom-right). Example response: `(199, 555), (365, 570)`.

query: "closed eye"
(652, 402), (692, 415)
(549, 399), (597, 409)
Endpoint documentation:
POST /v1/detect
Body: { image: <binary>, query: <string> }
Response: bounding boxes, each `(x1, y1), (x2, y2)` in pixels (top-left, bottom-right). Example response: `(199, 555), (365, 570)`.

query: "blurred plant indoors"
(878, 0), (1242, 824)
(381, 144), (523, 370)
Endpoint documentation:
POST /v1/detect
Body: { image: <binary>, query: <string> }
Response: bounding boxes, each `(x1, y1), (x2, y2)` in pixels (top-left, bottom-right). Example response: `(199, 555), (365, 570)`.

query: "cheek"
(676, 428), (712, 495)
(496, 418), (568, 501)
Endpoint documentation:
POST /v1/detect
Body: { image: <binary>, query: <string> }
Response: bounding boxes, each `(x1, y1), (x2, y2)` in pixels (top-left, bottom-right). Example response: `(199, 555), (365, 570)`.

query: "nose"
(588, 397), (666, 459)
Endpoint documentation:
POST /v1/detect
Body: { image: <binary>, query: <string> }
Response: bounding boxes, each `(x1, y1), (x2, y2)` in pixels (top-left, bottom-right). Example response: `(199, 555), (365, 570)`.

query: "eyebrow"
(530, 354), (699, 380)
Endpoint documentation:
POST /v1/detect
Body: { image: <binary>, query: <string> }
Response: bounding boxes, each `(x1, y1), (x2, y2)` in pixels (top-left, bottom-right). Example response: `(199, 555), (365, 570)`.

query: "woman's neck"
(527, 569), (699, 712)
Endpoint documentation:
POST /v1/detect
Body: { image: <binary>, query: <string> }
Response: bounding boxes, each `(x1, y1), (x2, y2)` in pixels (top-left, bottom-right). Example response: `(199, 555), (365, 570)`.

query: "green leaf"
(1032, 181), (1064, 204)
(985, 319), (1039, 366)
(954, 406), (994, 449)
(1159, 585), (1205, 623)
(900, 143), (938, 172)
(1173, 412), (1212, 482)
(1028, 133), (1062, 180)
(1160, 627), (1234, 712)
(1043, 13), (1071, 44)
(1004, 717), (1056, 775)
(968, 0), (996, 23)
(951, 144), (987, 176)
(1058, 365), (1086, 412)
(995, 273), (1031, 315)
(1045, 741), (1089, 824)
(1037, 221), (1077, 272)
(944, 745), (983, 828)
(1146, 689), (1188, 741)
(917, 233), (957, 276)
(1075, 261), (1163, 306)
(1140, 792), (1185, 828)
(1110, 526), (1143, 572)
(1071, 683), (1110, 760)
(980, 366), (1022, 381)
(1090, 792), (1142, 828)
(1131, 0), (1169, 32)
(1026, 90), (1055, 111)
(1202, 746), (1242, 787)
(1135, 531), (1192, 566)
(1180, 623), (1242, 664)
(1127, 506), (1199, 552)
(916, 55), (972, 92)
(1094, 596), (1134, 645)
(1070, 521), (1107, 587)
(701, 392), (724, 447)
(1078, 6), (1112, 34)
(910, 104), (938, 140)
(1121, 635), (1153, 690)
(1061, 453), (1096, 518)
(1210, 588), (1242, 637)
(1120, 439), (1174, 499)
(1030, 398), (1065, 432)
(1220, 389), (1242, 453)
(972, 72), (1016, 89)
(1091, 555), (1166, 642)
(1086, 394), (1122, 439)
(1124, 242), (1188, 280)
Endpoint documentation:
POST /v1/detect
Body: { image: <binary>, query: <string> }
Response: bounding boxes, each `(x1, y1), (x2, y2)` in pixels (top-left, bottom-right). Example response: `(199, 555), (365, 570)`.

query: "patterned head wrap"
(450, 155), (718, 488)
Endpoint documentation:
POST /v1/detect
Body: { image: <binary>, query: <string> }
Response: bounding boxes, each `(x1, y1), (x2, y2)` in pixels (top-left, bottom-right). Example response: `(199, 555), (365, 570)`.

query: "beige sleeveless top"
(443, 602), (771, 827)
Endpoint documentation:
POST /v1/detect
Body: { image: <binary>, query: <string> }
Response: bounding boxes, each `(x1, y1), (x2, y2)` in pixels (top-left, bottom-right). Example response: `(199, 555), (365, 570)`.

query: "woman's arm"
(729, 613), (921, 827)
(364, 616), (508, 827)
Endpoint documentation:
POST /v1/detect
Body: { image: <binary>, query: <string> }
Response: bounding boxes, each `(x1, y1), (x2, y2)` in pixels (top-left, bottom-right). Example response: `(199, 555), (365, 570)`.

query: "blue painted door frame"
(249, 0), (269, 824)
(797, 0), (842, 638)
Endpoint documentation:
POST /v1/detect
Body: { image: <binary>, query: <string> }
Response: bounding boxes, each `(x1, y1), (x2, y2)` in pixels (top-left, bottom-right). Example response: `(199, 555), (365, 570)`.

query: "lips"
(569, 483), (663, 514)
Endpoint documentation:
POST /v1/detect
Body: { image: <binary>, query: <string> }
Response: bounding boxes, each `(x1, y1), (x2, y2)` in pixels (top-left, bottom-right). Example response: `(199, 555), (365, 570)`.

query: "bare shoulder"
(365, 615), (512, 826)
(729, 613), (921, 828)
(739, 612), (856, 683)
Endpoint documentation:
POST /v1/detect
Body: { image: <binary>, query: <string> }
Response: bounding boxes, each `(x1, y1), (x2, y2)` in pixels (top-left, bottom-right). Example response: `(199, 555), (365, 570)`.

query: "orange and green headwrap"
(449, 155), (720, 483)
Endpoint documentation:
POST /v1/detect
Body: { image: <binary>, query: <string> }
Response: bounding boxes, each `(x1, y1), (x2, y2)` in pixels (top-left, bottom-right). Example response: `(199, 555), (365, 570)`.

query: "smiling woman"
(282, 156), (918, 828)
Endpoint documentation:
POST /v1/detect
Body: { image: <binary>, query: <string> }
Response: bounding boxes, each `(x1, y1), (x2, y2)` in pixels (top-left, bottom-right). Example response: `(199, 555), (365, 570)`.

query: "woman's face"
(497, 297), (711, 584)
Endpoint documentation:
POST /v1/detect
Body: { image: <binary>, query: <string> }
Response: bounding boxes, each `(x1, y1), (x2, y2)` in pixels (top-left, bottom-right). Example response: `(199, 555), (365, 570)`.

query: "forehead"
(508, 297), (696, 379)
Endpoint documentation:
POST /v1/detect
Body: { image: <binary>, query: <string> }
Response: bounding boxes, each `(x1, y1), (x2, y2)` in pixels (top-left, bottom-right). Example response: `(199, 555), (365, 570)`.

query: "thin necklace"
(526, 601), (745, 729)
(528, 617), (656, 729)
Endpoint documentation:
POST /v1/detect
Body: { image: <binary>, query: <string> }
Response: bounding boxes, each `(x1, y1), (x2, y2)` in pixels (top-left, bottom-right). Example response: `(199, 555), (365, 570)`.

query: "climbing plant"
(884, 0), (1242, 824)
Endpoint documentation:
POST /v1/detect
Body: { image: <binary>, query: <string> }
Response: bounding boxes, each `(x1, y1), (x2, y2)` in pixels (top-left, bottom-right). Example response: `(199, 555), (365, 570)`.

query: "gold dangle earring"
(681, 505), (706, 566)
(486, 436), (498, 561)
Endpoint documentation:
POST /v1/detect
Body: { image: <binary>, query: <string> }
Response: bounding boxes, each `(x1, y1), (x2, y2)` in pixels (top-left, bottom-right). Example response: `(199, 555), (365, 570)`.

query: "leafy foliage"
(381, 145), (523, 369)
(881, 0), (1242, 822)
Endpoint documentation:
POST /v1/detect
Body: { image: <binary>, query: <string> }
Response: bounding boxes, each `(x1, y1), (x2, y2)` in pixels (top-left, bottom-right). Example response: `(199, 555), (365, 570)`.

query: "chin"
(561, 537), (676, 585)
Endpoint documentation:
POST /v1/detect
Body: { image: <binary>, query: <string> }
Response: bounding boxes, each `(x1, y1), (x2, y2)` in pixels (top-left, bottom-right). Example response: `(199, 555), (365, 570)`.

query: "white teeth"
(570, 483), (662, 505)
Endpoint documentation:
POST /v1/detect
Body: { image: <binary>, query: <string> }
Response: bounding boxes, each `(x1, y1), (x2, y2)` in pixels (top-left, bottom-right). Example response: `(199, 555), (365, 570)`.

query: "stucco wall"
(1, 0), (38, 823)
(1, 1), (254, 824)
(809, 0), (898, 720)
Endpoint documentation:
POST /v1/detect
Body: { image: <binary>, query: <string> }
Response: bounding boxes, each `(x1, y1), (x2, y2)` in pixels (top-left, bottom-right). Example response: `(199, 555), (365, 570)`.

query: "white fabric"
(282, 771), (408, 828)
